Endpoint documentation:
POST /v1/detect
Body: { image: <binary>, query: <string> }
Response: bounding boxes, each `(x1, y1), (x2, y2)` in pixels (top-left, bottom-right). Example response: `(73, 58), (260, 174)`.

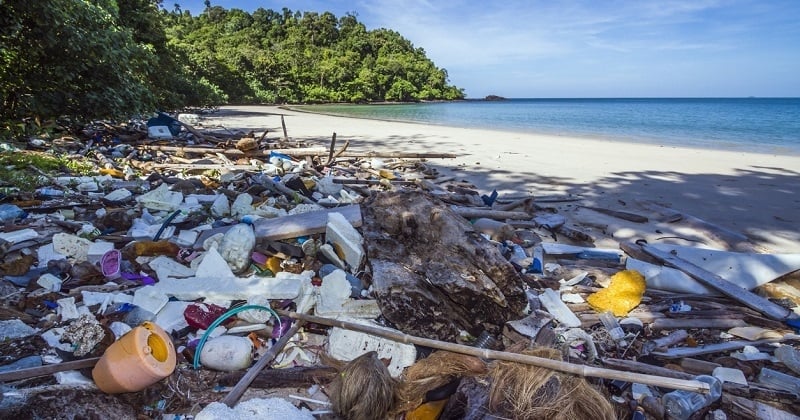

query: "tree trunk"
(362, 191), (528, 341)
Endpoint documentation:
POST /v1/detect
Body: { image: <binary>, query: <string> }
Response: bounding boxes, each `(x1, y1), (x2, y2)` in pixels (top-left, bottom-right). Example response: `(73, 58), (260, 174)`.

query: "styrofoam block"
(195, 247), (235, 278)
(314, 270), (380, 318)
(53, 233), (92, 262)
(325, 212), (364, 272)
(176, 229), (199, 247)
(327, 318), (417, 377)
(37, 273), (62, 292)
(149, 270), (311, 302)
(133, 286), (170, 315)
(37, 243), (66, 268)
(0, 228), (38, 244)
(136, 183), (183, 211)
(57, 297), (81, 320)
(104, 188), (132, 202)
(153, 301), (191, 333)
(149, 255), (197, 281)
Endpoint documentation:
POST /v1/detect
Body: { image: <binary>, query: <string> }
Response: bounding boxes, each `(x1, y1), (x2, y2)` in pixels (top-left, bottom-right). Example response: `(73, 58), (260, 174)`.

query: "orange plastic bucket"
(92, 321), (176, 393)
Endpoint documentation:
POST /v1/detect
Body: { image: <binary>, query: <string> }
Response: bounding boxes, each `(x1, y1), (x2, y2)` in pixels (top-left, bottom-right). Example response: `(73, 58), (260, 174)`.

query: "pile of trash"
(1, 111), (799, 419)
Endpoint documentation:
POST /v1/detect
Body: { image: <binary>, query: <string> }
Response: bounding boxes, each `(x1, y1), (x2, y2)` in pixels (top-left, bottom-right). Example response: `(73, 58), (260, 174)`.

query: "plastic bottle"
(0, 204), (24, 222)
(662, 375), (722, 420)
(92, 321), (176, 393)
(598, 311), (626, 343)
(217, 223), (255, 273)
(758, 367), (800, 396)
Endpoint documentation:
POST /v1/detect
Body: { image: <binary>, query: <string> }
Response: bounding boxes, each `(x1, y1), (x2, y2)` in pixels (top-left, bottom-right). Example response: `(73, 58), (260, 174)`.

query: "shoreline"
(200, 105), (800, 253)
(287, 104), (800, 158)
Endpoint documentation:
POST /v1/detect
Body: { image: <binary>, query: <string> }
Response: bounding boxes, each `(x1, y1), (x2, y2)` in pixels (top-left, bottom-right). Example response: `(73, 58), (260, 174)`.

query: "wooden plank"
(0, 357), (100, 382)
(642, 244), (794, 321)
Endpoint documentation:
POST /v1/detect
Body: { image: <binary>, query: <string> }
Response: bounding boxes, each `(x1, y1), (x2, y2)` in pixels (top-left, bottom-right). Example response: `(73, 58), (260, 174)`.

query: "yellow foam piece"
(587, 269), (646, 316)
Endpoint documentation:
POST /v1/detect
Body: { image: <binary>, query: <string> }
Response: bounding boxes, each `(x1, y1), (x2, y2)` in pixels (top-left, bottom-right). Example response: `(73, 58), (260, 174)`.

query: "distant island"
(485, 95), (507, 101)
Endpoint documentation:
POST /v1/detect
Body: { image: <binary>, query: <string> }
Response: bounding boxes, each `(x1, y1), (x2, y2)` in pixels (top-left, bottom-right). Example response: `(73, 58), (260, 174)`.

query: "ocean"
(302, 98), (800, 155)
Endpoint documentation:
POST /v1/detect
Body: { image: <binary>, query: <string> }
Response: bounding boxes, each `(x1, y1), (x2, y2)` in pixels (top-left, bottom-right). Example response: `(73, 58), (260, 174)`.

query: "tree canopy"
(0, 1), (464, 132)
(163, 6), (464, 104)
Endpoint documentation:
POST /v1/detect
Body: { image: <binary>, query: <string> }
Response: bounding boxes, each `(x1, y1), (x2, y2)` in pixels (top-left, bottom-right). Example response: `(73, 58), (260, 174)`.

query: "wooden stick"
(146, 163), (263, 171)
(451, 206), (532, 220)
(492, 197), (535, 212)
(650, 318), (749, 330)
(333, 178), (417, 186)
(601, 358), (694, 380)
(281, 115), (289, 141)
(137, 144), (456, 159)
(642, 244), (794, 321)
(650, 336), (800, 359)
(0, 357), (100, 382)
(221, 319), (306, 407)
(276, 310), (712, 394)
(326, 132), (337, 165)
(328, 139), (351, 164)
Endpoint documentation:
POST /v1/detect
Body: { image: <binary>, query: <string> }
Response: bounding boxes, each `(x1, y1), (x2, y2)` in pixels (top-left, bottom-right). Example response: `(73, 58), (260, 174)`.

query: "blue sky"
(174, 1), (800, 98)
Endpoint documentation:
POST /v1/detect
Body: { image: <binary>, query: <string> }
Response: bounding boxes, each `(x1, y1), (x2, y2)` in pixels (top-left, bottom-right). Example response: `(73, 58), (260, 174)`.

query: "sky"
(174, 0), (800, 98)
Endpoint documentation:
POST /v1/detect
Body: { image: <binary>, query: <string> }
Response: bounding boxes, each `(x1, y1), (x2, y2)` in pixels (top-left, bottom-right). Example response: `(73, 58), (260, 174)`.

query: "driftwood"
(363, 191), (528, 341)
(139, 144), (456, 159)
(218, 366), (338, 389)
(642, 244), (794, 321)
(650, 318), (749, 330)
(0, 357), (100, 382)
(450, 206), (532, 221)
(580, 205), (649, 223)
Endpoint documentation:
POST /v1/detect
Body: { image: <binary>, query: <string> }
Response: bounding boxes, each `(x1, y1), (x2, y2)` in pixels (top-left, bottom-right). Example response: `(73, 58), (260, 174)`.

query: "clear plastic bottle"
(662, 375), (722, 420)
(598, 311), (626, 343)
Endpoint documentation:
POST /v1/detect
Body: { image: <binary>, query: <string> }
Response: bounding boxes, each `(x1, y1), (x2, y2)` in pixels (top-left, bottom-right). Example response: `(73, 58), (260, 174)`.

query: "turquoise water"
(302, 98), (800, 155)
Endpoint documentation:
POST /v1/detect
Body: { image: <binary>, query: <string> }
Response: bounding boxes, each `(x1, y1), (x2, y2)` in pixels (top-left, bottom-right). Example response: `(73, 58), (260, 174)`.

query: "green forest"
(0, 0), (464, 133)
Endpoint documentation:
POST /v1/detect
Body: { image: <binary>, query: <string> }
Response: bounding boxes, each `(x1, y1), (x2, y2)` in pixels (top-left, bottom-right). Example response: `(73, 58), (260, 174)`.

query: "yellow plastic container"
(92, 321), (176, 393)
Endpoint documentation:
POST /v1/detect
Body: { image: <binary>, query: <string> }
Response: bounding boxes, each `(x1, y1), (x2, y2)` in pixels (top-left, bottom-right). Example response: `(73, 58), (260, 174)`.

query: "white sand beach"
(200, 105), (800, 254)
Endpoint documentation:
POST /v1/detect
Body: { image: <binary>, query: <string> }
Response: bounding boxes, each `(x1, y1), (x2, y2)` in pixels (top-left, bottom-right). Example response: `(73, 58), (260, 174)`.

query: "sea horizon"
(300, 97), (800, 157)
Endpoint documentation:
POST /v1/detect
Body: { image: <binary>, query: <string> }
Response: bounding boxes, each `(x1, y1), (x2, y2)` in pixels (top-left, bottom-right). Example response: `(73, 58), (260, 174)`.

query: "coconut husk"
(327, 351), (397, 420)
(488, 346), (615, 420)
(395, 351), (488, 414)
